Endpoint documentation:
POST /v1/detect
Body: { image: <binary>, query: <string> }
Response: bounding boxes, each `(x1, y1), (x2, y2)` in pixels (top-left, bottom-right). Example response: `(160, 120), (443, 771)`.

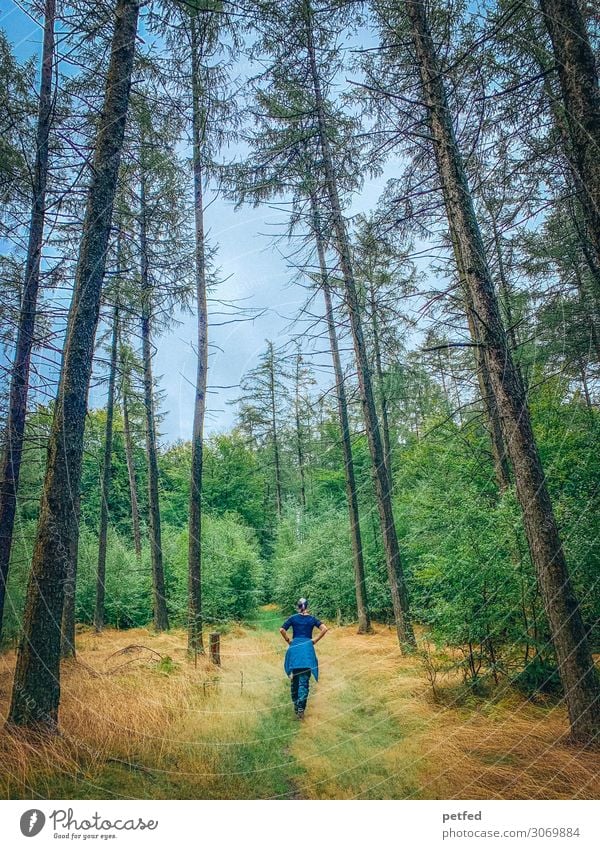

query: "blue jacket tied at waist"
(284, 637), (319, 681)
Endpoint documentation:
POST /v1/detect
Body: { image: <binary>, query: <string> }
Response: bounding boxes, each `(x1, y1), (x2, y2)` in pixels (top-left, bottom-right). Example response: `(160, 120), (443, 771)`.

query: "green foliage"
(3, 514), (263, 641)
(394, 419), (536, 682)
(2, 521), (38, 645)
(159, 441), (193, 527)
(271, 507), (390, 623)
(529, 381), (600, 646)
(0, 30), (35, 229)
(161, 432), (273, 554)
(201, 433), (267, 531)
(511, 654), (562, 696)
(80, 409), (147, 538)
(270, 388), (600, 691)
(76, 526), (152, 628)
(160, 514), (263, 625)
(155, 655), (179, 675)
(7, 376), (597, 697)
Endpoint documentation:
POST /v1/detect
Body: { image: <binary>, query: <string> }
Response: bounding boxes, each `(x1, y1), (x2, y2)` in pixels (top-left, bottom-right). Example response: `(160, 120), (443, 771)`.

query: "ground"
(0, 607), (598, 799)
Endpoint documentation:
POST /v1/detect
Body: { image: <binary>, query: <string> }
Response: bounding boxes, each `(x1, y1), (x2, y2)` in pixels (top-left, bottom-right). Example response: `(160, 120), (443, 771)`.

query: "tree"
(393, 0), (600, 742)
(291, 347), (315, 509)
(119, 339), (144, 560)
(311, 198), (372, 633)
(187, 9), (210, 656)
(538, 0), (600, 271)
(237, 341), (288, 517)
(0, 0), (56, 642)
(0, 31), (35, 235)
(124, 75), (194, 632)
(94, 300), (120, 631)
(139, 152), (169, 632)
(167, 0), (236, 656)
(6, 0), (140, 731)
(228, 0), (412, 644)
(354, 216), (417, 490)
(301, 0), (415, 648)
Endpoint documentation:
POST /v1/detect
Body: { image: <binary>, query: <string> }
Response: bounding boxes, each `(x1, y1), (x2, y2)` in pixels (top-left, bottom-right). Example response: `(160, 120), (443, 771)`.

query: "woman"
(279, 598), (328, 719)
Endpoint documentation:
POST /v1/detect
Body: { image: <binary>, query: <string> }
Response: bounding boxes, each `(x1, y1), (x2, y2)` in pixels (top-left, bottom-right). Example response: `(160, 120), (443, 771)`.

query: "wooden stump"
(209, 632), (220, 666)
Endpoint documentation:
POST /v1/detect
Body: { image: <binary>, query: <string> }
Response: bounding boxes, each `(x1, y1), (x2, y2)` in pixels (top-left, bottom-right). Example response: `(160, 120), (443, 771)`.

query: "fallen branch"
(105, 644), (164, 662)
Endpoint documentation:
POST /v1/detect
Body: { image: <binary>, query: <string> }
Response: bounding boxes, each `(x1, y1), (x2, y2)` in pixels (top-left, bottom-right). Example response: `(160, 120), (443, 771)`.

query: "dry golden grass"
(0, 620), (293, 799)
(288, 624), (599, 799)
(0, 615), (598, 799)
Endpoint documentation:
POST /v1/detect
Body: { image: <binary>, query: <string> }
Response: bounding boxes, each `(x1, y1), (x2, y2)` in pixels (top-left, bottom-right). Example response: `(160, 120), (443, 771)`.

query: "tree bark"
(304, 0), (414, 649)
(538, 0), (600, 270)
(267, 341), (283, 517)
(294, 352), (307, 509)
(121, 376), (142, 560)
(312, 197), (371, 634)
(448, 219), (512, 490)
(187, 14), (208, 657)
(404, 0), (600, 742)
(140, 161), (169, 633)
(0, 0), (56, 642)
(487, 212), (522, 363)
(60, 488), (80, 659)
(530, 37), (600, 314)
(94, 302), (119, 631)
(465, 302), (511, 491)
(368, 279), (393, 489)
(6, 0), (140, 731)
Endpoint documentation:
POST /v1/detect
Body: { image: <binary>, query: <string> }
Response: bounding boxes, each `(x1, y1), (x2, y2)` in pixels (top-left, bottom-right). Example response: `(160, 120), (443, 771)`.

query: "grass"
(0, 609), (598, 799)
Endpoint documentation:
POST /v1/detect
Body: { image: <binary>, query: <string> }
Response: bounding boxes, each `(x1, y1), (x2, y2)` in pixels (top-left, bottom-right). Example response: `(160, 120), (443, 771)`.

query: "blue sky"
(1, 1), (403, 444)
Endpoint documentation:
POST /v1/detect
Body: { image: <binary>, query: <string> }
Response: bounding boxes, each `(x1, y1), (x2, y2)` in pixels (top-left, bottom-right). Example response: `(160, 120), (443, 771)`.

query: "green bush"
(2, 513), (263, 642)
(161, 513), (263, 626)
(2, 519), (38, 644)
(76, 525), (152, 628)
(271, 508), (391, 623)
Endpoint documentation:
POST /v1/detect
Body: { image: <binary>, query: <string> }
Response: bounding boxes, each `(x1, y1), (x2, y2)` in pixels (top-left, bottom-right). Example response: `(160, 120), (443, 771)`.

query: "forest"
(0, 0), (599, 800)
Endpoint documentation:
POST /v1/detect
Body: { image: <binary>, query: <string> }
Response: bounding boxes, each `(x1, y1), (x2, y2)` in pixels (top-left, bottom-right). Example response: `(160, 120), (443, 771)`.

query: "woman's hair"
(297, 598), (308, 612)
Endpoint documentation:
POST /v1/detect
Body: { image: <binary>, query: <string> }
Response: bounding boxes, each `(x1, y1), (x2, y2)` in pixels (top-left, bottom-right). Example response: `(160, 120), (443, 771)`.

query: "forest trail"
(0, 606), (598, 800)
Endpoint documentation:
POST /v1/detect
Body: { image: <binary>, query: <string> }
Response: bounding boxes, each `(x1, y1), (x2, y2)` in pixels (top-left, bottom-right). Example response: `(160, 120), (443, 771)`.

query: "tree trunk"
(312, 197), (371, 634)
(404, 0), (600, 743)
(187, 14), (208, 657)
(0, 0), (56, 642)
(61, 488), (80, 659)
(6, 0), (140, 731)
(488, 212), (522, 363)
(465, 302), (511, 491)
(304, 1), (414, 649)
(294, 352), (307, 509)
(94, 302), (119, 631)
(538, 0), (600, 270)
(530, 38), (600, 315)
(368, 279), (393, 488)
(448, 220), (511, 490)
(121, 382), (142, 560)
(267, 341), (283, 517)
(140, 165), (169, 633)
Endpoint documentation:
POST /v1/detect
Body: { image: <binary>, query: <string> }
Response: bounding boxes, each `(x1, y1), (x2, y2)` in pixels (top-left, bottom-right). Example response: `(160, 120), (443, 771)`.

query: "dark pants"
(290, 668), (311, 712)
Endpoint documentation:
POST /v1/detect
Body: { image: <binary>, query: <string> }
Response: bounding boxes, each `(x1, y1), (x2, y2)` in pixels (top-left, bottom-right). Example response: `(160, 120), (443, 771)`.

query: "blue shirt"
(281, 613), (322, 640)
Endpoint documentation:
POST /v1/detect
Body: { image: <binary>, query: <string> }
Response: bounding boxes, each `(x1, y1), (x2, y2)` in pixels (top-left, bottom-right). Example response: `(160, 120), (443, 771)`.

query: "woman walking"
(280, 598), (328, 719)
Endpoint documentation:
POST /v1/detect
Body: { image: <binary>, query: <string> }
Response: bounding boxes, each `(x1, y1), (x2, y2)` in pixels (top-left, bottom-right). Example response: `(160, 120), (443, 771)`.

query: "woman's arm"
(312, 623), (328, 645)
(279, 627), (291, 645)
